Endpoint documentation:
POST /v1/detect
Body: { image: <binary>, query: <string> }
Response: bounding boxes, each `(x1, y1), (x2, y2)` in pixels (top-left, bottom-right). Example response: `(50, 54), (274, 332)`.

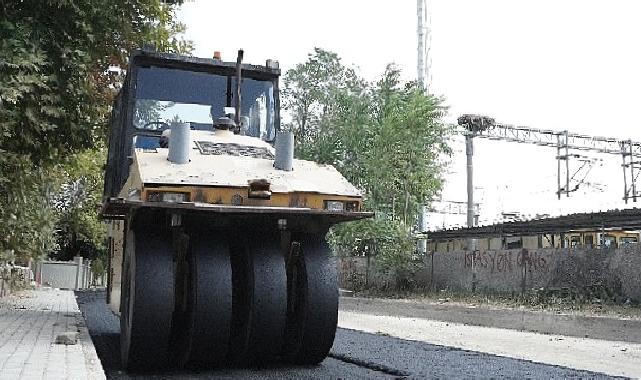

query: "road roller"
(100, 49), (372, 371)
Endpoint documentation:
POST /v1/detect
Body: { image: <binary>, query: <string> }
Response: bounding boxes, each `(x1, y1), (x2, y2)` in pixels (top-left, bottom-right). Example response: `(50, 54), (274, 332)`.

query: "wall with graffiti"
(339, 245), (641, 302)
(429, 245), (641, 301)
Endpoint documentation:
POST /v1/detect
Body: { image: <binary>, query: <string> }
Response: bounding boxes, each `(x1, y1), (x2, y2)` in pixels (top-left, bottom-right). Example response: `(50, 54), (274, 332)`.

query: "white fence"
(35, 257), (92, 290)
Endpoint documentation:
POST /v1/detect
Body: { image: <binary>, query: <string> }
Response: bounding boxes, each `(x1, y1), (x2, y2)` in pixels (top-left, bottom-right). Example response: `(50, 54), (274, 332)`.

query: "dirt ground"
(355, 289), (641, 319)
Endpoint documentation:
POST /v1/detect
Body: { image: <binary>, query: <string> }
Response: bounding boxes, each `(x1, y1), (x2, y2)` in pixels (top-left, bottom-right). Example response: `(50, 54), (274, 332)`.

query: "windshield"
(133, 66), (276, 141)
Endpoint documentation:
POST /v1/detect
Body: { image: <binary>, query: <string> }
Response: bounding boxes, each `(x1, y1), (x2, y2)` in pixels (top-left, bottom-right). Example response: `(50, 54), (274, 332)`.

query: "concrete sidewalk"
(0, 289), (105, 380)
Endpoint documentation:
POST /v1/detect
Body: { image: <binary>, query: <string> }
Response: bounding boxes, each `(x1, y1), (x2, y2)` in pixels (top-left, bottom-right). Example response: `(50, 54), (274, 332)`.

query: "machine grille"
(195, 141), (275, 160)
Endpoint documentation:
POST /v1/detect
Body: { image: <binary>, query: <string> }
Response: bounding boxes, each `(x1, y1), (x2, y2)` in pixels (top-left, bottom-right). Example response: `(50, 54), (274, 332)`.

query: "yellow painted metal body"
(117, 129), (365, 213)
(141, 186), (361, 210)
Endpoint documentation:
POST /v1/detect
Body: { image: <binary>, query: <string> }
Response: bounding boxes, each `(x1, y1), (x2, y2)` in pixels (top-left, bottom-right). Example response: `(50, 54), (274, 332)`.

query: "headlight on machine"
(162, 192), (188, 202)
(324, 200), (345, 211)
(146, 191), (190, 203)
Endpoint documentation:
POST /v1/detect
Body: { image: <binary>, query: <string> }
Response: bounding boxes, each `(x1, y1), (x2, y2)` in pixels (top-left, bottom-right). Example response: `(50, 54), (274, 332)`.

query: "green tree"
(0, 0), (192, 263)
(282, 48), (372, 188)
(52, 149), (107, 262)
(0, 159), (59, 264)
(134, 100), (174, 127)
(367, 65), (449, 226)
(283, 50), (451, 286)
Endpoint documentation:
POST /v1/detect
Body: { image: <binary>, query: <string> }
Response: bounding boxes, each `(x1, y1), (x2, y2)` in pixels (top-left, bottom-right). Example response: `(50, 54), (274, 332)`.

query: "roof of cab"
(129, 50), (281, 81)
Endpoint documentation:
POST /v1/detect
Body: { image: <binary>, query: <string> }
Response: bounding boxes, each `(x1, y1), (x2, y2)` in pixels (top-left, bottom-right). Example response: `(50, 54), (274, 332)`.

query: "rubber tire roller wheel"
(120, 223), (175, 371)
(284, 232), (338, 365)
(184, 231), (233, 367)
(229, 231), (288, 365)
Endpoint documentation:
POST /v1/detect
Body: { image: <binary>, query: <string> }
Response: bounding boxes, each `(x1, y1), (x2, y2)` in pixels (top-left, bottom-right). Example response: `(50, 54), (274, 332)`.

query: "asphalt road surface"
(339, 297), (641, 344)
(76, 291), (617, 379)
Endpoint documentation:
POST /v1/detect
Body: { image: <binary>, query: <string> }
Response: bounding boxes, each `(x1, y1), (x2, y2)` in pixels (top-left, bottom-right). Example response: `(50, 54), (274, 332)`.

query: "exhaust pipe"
(235, 49), (244, 134)
(167, 122), (191, 164)
(274, 131), (294, 171)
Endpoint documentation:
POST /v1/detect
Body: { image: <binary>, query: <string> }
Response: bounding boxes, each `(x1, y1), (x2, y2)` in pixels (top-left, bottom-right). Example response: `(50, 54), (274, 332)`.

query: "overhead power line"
(458, 115), (641, 203)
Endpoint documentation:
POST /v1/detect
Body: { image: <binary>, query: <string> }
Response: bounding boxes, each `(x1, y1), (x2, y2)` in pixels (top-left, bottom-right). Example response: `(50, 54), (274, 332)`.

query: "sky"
(177, 0), (641, 228)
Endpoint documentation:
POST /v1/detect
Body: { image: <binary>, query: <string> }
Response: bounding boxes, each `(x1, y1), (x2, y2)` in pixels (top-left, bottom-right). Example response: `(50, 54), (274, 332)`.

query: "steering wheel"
(141, 121), (171, 132)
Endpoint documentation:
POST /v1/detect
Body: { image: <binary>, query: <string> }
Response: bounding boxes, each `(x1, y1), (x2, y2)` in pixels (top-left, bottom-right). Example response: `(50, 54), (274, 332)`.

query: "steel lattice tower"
(417, 0), (431, 92)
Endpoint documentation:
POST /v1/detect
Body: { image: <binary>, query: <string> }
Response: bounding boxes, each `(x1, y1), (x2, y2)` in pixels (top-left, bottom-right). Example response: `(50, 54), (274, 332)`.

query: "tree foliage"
(0, 159), (59, 263)
(283, 49), (451, 277)
(367, 65), (449, 226)
(282, 48), (369, 173)
(0, 0), (192, 263)
(52, 149), (107, 262)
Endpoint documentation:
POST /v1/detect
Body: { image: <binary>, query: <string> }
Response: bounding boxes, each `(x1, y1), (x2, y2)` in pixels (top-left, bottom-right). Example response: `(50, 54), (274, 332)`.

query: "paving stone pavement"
(0, 289), (105, 380)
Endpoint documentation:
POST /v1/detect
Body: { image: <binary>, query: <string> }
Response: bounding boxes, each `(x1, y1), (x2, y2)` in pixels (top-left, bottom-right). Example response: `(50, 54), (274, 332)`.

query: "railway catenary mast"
(458, 115), (641, 203)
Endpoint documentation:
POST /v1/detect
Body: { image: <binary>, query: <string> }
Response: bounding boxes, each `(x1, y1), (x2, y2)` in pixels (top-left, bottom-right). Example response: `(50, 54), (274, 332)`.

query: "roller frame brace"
(102, 197), (373, 226)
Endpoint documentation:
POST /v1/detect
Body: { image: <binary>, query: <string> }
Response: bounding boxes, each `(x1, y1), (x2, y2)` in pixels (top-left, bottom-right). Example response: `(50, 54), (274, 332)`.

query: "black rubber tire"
(229, 231), (287, 365)
(284, 232), (338, 365)
(120, 221), (175, 372)
(185, 230), (233, 367)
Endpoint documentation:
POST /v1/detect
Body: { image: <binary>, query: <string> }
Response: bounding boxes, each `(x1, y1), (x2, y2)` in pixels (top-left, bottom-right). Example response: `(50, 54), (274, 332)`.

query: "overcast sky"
(178, 0), (641, 228)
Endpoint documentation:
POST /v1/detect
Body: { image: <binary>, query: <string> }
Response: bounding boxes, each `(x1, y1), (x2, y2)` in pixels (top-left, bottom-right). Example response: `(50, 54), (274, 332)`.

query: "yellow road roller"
(101, 49), (372, 371)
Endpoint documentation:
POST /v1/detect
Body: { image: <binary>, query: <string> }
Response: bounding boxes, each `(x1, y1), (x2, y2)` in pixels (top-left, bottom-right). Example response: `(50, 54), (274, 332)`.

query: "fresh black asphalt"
(76, 290), (619, 379)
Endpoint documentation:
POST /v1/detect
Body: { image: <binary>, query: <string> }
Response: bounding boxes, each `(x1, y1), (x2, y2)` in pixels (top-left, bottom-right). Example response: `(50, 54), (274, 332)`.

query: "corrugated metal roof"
(428, 208), (641, 240)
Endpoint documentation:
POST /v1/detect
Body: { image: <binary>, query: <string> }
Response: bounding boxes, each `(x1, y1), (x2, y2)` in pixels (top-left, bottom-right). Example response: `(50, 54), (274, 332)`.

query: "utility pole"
(458, 115), (491, 233)
(465, 133), (478, 266)
(630, 142), (637, 202)
(457, 115), (500, 292)
(466, 135), (475, 230)
(557, 135), (561, 200)
(465, 133), (477, 291)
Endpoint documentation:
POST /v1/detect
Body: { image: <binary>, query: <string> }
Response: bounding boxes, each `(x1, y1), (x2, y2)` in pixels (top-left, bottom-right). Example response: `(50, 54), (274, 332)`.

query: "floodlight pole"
(457, 115), (482, 248)
(465, 132), (477, 292)
(466, 134), (475, 230)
